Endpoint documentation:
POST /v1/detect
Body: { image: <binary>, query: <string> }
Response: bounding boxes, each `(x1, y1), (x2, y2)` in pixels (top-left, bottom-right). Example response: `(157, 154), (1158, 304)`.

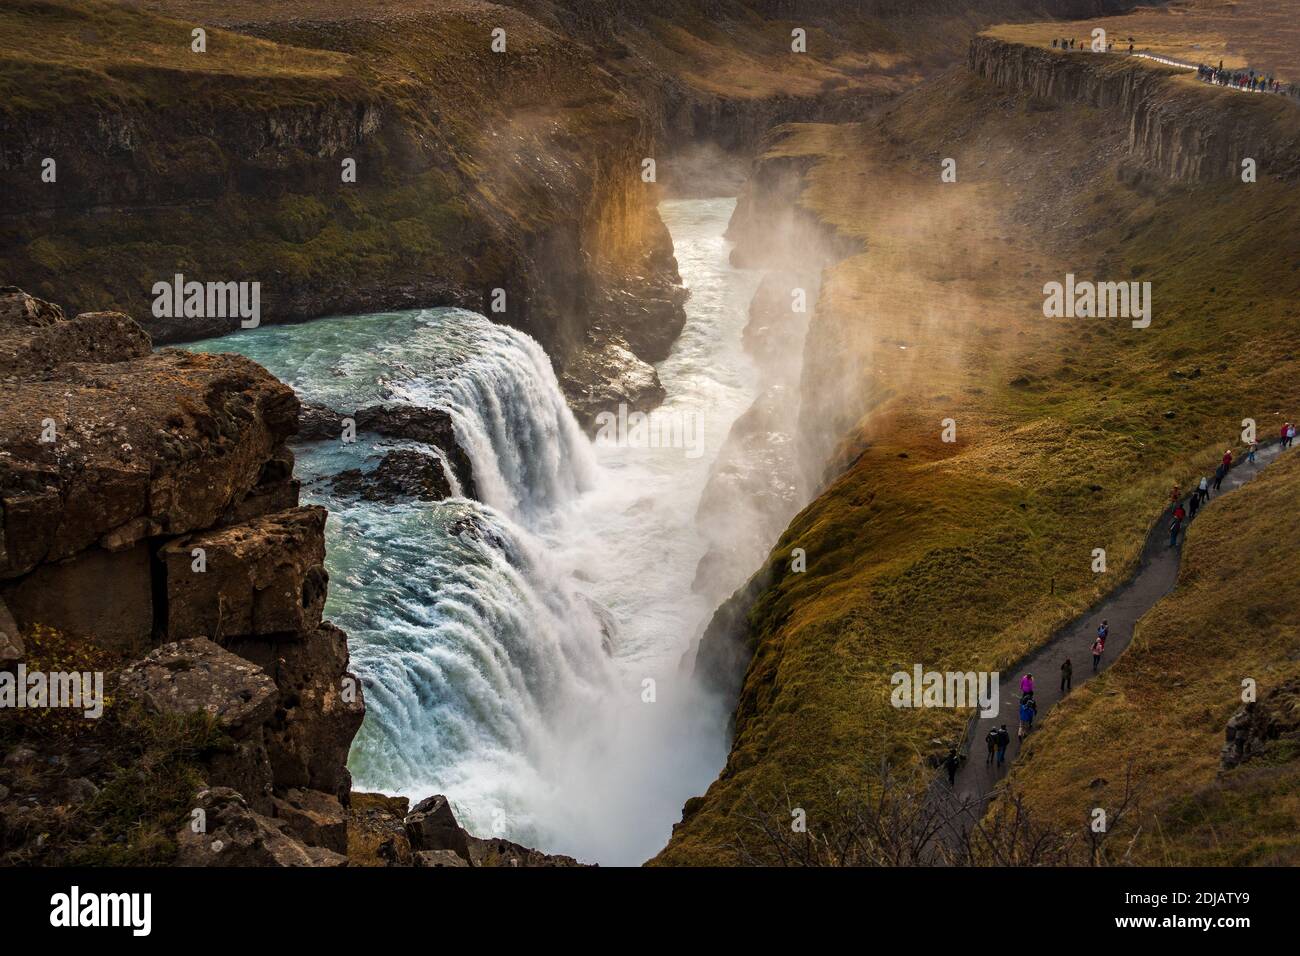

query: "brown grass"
(653, 57), (1300, 864)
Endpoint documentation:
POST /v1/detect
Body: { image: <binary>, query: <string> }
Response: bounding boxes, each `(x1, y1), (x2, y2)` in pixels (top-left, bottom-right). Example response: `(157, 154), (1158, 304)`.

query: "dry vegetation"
(989, 0), (1300, 79)
(654, 54), (1300, 864)
(1006, 448), (1300, 865)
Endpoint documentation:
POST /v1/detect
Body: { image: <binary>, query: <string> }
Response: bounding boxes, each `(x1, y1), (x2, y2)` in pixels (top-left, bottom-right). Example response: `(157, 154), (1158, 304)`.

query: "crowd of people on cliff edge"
(1051, 33), (1299, 102)
(1197, 61), (1297, 98)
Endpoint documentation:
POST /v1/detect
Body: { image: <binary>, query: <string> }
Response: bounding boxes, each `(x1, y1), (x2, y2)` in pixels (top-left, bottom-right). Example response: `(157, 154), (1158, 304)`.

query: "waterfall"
(182, 199), (749, 864)
(181, 306), (629, 851)
(383, 313), (598, 521)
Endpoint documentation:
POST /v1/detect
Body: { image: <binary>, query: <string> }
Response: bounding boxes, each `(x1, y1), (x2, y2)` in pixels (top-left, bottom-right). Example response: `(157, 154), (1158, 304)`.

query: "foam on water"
(185, 198), (761, 863)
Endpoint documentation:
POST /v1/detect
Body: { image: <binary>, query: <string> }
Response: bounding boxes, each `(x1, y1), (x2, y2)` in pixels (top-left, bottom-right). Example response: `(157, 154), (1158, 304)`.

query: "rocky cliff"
(969, 35), (1300, 182)
(0, 0), (686, 425)
(0, 286), (581, 866)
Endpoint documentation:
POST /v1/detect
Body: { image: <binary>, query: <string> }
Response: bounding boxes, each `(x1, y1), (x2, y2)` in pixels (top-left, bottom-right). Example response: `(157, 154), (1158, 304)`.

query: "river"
(184, 197), (762, 864)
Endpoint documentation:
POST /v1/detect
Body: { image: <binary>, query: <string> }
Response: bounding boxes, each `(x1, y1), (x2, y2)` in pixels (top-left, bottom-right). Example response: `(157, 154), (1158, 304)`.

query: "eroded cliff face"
(0, 287), (583, 866)
(0, 0), (685, 424)
(969, 35), (1300, 182)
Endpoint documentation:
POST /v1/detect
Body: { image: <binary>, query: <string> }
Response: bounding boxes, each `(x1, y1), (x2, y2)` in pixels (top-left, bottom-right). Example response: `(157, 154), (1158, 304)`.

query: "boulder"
(329, 449), (453, 502)
(271, 787), (348, 854)
(1221, 677), (1300, 770)
(176, 787), (347, 867)
(0, 289), (151, 376)
(119, 637), (278, 737)
(159, 507), (328, 641)
(404, 794), (473, 863)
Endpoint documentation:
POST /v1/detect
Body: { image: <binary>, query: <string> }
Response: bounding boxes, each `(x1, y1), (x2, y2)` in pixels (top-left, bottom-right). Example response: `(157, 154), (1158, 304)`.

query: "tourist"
(1060, 657), (1072, 693)
(1019, 695), (1038, 731)
(996, 725), (1010, 767)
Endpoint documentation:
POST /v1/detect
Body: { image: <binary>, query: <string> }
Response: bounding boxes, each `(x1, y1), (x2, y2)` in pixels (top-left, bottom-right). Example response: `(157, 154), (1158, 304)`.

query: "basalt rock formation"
(0, 286), (581, 866)
(329, 449), (455, 504)
(297, 402), (475, 498)
(969, 35), (1300, 182)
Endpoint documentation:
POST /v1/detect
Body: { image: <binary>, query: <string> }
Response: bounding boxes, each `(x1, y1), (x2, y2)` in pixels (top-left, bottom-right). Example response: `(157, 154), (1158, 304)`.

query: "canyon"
(2, 0), (1298, 868)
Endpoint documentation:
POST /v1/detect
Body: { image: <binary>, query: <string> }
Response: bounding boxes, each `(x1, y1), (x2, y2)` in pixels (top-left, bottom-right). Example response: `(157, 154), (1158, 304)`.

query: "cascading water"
(185, 197), (762, 864)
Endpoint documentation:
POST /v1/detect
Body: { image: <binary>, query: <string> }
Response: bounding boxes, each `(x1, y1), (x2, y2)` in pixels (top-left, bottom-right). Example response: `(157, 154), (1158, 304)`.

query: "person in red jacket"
(1222, 449), (1233, 469)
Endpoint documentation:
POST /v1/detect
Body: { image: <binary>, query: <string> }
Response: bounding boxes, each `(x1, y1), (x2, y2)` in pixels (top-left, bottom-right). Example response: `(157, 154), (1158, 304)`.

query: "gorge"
(2, 0), (1298, 873)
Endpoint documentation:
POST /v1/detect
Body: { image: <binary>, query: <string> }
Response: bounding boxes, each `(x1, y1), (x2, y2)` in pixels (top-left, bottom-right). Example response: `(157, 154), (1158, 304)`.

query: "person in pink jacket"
(1020, 673), (1034, 695)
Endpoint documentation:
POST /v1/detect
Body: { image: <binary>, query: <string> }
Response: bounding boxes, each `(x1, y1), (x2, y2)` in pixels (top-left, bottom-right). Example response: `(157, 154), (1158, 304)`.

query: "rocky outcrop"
(120, 638), (279, 733)
(299, 403), (475, 498)
(176, 787), (347, 868)
(159, 507), (329, 641)
(402, 794), (590, 868)
(1221, 677), (1300, 771)
(329, 450), (454, 503)
(969, 36), (1300, 183)
(342, 791), (591, 867)
(0, 286), (363, 863)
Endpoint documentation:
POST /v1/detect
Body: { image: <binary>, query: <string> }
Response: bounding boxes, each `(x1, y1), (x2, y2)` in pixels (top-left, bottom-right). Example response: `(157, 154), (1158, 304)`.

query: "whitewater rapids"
(185, 198), (762, 864)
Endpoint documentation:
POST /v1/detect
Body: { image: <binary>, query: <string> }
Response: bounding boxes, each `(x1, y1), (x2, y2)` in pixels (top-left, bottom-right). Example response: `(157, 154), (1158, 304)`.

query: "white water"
(185, 198), (761, 864)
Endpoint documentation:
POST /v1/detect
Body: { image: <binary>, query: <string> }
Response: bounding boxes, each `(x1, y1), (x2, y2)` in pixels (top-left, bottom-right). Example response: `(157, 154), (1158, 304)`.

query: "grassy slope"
(1004, 448), (1300, 865)
(0, 0), (641, 322)
(654, 57), (1300, 864)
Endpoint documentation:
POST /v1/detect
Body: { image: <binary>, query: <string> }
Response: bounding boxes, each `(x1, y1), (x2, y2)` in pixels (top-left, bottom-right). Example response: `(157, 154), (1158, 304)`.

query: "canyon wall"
(0, 0), (686, 424)
(969, 35), (1300, 182)
(660, 30), (1300, 863)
